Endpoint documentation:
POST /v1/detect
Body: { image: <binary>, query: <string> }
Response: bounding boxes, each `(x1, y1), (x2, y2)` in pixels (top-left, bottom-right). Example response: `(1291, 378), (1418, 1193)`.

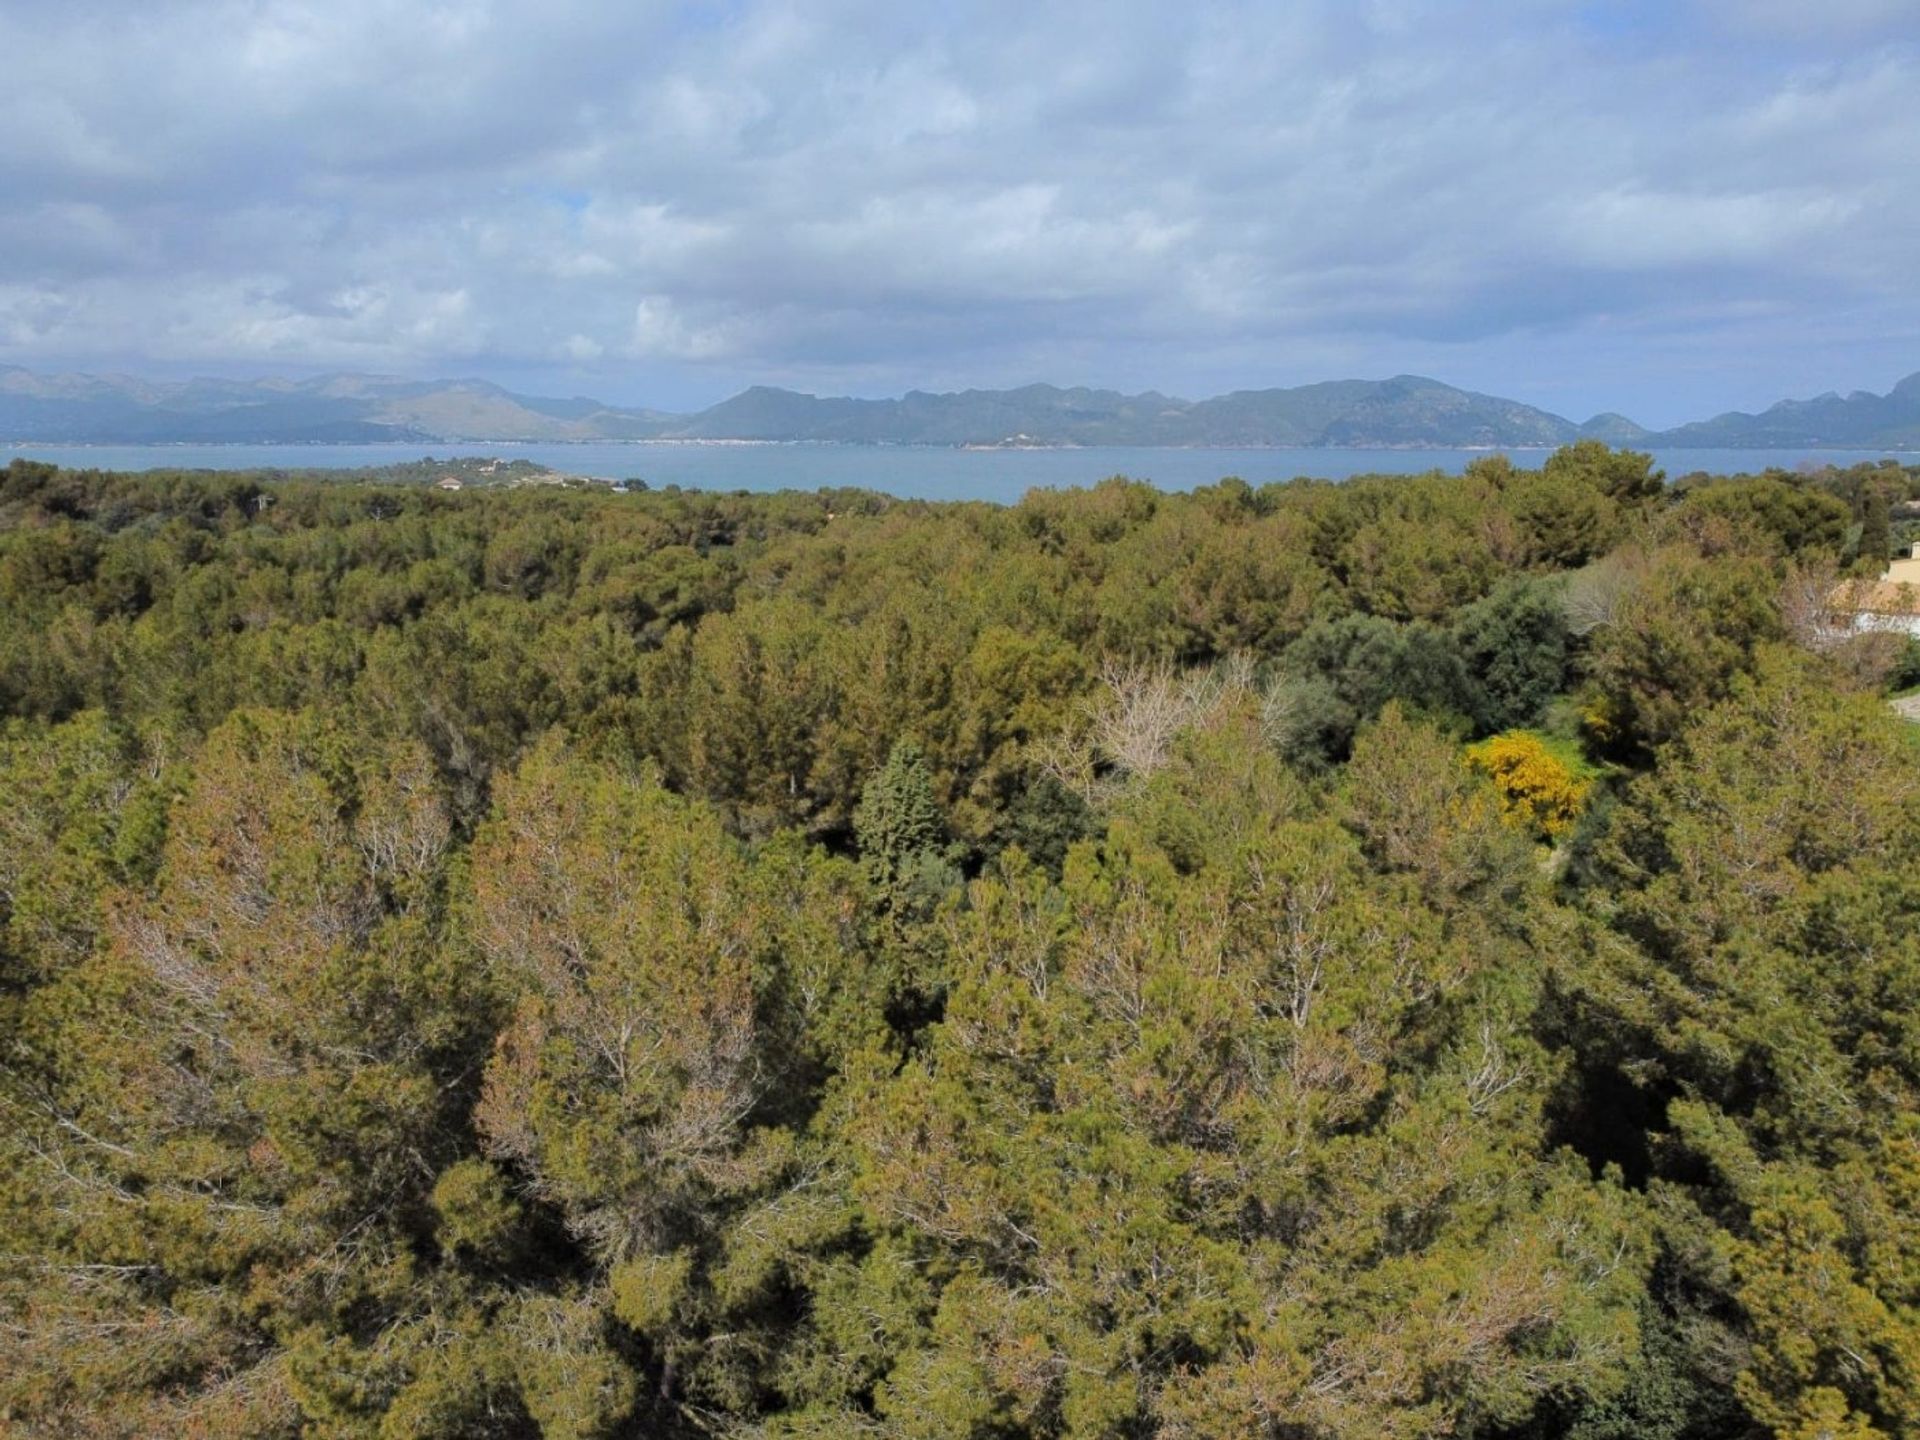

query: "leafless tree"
(1781, 558), (1908, 690)
(1038, 654), (1264, 805)
(1779, 557), (1852, 655)
(1560, 551), (1646, 635)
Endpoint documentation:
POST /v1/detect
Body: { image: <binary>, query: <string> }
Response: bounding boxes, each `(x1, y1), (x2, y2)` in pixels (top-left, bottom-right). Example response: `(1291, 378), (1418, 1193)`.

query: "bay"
(2, 439), (1907, 504)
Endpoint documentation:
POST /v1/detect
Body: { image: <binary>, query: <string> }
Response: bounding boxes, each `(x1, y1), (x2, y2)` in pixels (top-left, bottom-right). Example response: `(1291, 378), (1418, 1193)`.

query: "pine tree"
(854, 739), (959, 914)
(1859, 493), (1893, 573)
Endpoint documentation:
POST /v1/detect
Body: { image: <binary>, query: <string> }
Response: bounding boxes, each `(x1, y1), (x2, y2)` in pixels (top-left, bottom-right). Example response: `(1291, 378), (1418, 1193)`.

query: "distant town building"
(436, 476), (463, 491)
(1835, 549), (1920, 637)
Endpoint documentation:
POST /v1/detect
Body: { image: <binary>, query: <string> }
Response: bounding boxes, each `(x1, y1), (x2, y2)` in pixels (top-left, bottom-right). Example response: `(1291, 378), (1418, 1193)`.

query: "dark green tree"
(1448, 577), (1573, 733)
(1859, 492), (1893, 572)
(854, 738), (961, 916)
(1544, 440), (1666, 505)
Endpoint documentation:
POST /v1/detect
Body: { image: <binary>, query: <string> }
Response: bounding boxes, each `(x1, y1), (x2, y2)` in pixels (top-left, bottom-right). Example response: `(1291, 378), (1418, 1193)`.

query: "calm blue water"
(2, 440), (1906, 504)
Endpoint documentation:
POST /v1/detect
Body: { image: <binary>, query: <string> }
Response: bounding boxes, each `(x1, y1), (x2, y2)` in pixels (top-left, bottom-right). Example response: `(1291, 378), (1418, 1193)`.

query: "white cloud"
(1556, 188), (1863, 268)
(630, 297), (745, 362)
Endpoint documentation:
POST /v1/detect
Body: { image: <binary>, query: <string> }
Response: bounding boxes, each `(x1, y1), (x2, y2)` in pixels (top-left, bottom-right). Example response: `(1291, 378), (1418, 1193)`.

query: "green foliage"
(841, 731), (1647, 1439)
(1582, 545), (1783, 753)
(994, 768), (1098, 875)
(4, 449), (1911, 1439)
(1543, 438), (1666, 506)
(1449, 577), (1574, 732)
(468, 735), (770, 1262)
(0, 711), (172, 993)
(854, 739), (962, 915)
(1277, 612), (1471, 762)
(1570, 650), (1920, 1438)
(432, 1158), (523, 1259)
(1679, 475), (1852, 559)
(1859, 492), (1894, 572)
(610, 1251), (693, 1336)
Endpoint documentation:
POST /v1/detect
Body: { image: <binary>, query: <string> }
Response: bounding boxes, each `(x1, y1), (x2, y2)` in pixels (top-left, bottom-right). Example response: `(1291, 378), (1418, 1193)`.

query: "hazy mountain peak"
(0, 365), (1914, 449)
(1653, 371), (1920, 448)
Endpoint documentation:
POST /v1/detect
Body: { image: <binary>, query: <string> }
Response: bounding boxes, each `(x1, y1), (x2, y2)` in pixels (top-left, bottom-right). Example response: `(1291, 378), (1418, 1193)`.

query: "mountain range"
(3, 365), (1917, 450)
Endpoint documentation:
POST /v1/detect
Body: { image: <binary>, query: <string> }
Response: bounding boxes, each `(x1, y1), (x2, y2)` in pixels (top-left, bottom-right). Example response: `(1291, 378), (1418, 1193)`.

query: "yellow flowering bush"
(1465, 730), (1594, 840)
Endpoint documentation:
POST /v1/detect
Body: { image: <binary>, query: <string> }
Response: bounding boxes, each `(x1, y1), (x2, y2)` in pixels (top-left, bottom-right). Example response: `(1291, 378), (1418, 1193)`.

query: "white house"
(1836, 551), (1920, 638)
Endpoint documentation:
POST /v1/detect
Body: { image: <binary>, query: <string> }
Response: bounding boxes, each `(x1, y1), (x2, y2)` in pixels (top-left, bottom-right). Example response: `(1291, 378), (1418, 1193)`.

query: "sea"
(2, 441), (1908, 505)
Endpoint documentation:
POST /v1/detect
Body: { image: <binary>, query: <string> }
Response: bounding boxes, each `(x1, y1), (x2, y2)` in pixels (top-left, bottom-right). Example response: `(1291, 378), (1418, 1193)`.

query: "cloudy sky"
(1, 0), (1916, 425)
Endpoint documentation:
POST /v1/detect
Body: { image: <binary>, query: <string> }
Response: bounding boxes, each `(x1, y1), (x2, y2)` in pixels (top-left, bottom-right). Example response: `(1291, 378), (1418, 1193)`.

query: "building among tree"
(1834, 546), (1920, 636)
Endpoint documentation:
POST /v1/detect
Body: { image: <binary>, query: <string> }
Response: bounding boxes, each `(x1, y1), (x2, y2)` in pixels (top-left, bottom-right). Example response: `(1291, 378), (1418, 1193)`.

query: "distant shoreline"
(5, 437), (1915, 453)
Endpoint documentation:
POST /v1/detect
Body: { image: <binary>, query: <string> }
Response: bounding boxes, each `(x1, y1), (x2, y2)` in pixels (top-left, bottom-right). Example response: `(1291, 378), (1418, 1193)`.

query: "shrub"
(1465, 729), (1594, 840)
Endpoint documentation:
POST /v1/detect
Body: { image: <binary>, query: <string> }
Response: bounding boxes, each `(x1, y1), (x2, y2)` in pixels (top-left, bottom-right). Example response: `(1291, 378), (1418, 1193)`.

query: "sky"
(0, 0), (1916, 427)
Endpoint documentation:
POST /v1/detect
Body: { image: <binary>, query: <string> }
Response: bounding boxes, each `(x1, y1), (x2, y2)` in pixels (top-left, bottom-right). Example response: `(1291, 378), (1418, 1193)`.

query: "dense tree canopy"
(3, 449), (1919, 1438)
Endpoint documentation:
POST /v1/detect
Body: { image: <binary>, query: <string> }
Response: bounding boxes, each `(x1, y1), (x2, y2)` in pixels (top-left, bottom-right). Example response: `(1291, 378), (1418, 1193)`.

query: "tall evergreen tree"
(1859, 492), (1893, 572)
(854, 739), (960, 915)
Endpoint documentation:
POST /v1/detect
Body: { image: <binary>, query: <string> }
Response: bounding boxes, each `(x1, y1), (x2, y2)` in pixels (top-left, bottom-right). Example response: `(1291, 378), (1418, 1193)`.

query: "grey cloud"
(0, 0), (1914, 417)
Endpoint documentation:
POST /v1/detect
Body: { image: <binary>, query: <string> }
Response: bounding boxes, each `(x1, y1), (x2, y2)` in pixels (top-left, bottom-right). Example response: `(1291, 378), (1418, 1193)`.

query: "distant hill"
(1573, 412), (1653, 445)
(1651, 371), (1920, 448)
(674, 376), (1592, 448)
(0, 368), (676, 444)
(0, 364), (1914, 448)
